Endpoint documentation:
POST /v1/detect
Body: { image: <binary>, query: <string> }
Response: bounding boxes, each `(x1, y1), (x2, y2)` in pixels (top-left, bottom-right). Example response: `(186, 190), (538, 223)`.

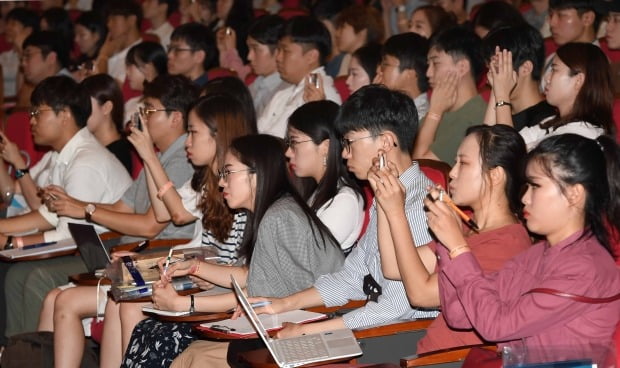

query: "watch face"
(85, 204), (96, 214)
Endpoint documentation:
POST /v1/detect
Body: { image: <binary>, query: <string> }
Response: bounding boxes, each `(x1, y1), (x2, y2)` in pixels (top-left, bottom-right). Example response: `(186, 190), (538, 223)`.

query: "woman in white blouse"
(520, 42), (614, 150)
(285, 100), (365, 252)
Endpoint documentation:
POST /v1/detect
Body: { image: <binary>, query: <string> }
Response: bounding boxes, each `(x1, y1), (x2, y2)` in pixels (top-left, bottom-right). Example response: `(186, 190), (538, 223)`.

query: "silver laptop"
(230, 275), (362, 368)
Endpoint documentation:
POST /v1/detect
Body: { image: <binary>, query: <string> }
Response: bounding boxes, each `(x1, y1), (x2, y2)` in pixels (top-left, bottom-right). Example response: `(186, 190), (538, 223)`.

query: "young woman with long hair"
(285, 100), (364, 251)
(370, 125), (532, 353)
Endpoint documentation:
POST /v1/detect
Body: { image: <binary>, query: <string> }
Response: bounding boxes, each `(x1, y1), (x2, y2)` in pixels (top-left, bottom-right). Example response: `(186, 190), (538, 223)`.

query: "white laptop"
(230, 275), (362, 368)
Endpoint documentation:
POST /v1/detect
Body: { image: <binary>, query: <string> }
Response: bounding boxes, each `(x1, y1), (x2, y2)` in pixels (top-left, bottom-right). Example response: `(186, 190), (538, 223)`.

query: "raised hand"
(423, 186), (467, 253)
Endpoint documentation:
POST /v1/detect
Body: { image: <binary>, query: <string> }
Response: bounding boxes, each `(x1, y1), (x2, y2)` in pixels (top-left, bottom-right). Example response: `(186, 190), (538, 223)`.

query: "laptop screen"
(68, 223), (111, 273)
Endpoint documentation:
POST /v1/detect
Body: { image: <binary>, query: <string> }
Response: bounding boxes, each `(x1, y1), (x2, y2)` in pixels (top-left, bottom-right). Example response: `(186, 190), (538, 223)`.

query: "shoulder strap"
(524, 288), (620, 304)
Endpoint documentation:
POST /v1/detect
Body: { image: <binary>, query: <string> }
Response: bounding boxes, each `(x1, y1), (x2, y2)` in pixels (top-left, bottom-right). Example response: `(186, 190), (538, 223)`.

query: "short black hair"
(311, 0), (354, 21)
(171, 22), (218, 71)
(549, 0), (603, 32)
(482, 24), (545, 81)
(143, 74), (199, 124)
(126, 41), (168, 76)
(352, 43), (382, 83)
(471, 0), (525, 34)
(31, 76), (91, 128)
(75, 11), (107, 54)
(106, 0), (143, 30)
(157, 0), (179, 17)
(279, 16), (332, 66)
(336, 85), (419, 154)
(248, 15), (285, 52)
(382, 32), (430, 93)
(23, 30), (70, 69)
(6, 8), (39, 32)
(430, 26), (484, 82)
(41, 7), (75, 53)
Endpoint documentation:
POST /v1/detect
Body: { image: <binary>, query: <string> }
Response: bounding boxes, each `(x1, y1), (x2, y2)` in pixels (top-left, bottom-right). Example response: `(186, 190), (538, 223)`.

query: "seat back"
(334, 75), (351, 102)
(207, 67), (238, 80)
(4, 111), (49, 168)
(418, 159), (451, 190)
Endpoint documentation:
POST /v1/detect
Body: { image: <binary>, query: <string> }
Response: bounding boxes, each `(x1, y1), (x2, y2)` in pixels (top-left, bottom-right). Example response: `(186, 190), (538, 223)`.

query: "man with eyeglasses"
(230, 85), (438, 362)
(2, 74), (197, 338)
(20, 31), (73, 88)
(0, 75), (133, 339)
(374, 32), (430, 120)
(167, 22), (218, 87)
(97, 0), (143, 85)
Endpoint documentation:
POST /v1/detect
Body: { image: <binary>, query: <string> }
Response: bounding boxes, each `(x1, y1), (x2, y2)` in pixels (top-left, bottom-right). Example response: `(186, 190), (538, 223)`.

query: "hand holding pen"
(423, 185), (472, 254)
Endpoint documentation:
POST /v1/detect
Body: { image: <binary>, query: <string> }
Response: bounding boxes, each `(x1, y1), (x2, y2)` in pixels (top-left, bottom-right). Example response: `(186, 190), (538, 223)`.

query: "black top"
(107, 138), (133, 176)
(512, 100), (557, 132)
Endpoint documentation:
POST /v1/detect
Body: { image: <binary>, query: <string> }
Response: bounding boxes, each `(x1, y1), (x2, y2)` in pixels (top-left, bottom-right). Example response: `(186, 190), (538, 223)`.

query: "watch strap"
(15, 168), (29, 179)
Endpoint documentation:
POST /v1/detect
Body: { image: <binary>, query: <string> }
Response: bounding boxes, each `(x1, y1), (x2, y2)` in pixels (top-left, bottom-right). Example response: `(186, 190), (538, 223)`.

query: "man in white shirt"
(0, 76), (132, 247)
(258, 16), (342, 138)
(142, 0), (177, 47)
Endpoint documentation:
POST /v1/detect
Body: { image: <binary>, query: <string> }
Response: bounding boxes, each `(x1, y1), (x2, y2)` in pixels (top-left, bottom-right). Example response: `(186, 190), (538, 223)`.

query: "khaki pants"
(171, 340), (231, 368)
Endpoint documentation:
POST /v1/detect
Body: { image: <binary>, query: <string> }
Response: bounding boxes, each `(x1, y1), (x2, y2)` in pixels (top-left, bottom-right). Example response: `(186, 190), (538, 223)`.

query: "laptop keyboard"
(273, 334), (330, 363)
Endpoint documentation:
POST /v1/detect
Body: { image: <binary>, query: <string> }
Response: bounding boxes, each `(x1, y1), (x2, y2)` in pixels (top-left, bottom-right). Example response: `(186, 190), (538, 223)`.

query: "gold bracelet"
(449, 244), (470, 258)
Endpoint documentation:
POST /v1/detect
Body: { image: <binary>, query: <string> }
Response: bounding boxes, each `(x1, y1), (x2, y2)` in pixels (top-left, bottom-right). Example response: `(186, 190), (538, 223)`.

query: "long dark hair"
(465, 125), (526, 215)
(229, 134), (338, 262)
(287, 101), (363, 212)
(527, 134), (620, 253)
(188, 94), (253, 242)
(542, 43), (615, 136)
(80, 74), (125, 133)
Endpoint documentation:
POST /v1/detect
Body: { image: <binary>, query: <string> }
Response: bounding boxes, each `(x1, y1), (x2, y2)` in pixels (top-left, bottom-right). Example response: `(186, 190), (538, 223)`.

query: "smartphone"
(310, 73), (320, 88)
(131, 112), (143, 131)
(378, 153), (386, 169)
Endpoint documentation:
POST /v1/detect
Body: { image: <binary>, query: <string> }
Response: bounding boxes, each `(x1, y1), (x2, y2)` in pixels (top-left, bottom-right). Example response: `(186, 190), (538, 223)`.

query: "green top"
(430, 95), (487, 166)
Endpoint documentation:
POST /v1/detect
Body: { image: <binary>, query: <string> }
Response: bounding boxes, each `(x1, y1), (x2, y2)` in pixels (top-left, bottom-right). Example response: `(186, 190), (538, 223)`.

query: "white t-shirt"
(520, 116), (605, 151)
(314, 185), (364, 251)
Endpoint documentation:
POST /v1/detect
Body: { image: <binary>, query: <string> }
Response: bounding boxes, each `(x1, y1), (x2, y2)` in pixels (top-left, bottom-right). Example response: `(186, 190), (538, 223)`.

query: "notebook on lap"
(230, 275), (362, 368)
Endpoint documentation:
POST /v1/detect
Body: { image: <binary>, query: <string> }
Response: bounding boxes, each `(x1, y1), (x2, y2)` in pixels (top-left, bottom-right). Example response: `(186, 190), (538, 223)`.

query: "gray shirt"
(120, 134), (194, 243)
(247, 195), (345, 298)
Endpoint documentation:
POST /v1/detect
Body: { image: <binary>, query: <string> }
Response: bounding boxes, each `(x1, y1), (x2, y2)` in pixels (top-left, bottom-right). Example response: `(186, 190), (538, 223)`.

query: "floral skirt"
(121, 318), (198, 368)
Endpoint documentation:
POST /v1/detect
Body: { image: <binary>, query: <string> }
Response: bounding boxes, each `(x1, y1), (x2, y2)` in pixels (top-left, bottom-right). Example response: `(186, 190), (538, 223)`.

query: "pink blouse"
(438, 230), (620, 362)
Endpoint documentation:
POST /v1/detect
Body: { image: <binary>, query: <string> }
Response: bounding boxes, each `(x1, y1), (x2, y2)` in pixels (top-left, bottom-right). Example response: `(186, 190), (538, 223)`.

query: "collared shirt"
(257, 66), (342, 138)
(120, 134), (194, 243)
(314, 162), (439, 330)
(249, 72), (287, 118)
(147, 21), (174, 48)
(34, 128), (133, 241)
(439, 230), (620, 361)
(108, 39), (141, 83)
(520, 116), (605, 151)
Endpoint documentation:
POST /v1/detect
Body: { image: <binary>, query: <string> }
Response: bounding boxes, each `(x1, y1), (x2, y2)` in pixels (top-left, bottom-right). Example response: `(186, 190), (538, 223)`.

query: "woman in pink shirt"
(369, 124), (531, 353)
(425, 133), (620, 363)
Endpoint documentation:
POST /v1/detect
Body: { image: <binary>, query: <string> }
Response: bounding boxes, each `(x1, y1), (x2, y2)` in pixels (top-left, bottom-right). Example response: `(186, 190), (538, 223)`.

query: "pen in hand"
(163, 248), (174, 276)
(438, 189), (480, 231)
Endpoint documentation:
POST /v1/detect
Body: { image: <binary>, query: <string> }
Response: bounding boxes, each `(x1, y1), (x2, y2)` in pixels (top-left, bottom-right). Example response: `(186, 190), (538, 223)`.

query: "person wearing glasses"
(284, 100), (364, 252)
(235, 86), (437, 362)
(7, 75), (196, 344)
(0, 76), (133, 344)
(41, 92), (254, 368)
(167, 22), (218, 88)
(142, 134), (344, 367)
(20, 30), (73, 93)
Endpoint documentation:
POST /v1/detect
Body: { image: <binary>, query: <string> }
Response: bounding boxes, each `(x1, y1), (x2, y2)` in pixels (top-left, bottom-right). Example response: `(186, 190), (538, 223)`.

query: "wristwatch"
(4, 235), (13, 250)
(84, 203), (96, 222)
(495, 100), (513, 108)
(15, 167), (29, 179)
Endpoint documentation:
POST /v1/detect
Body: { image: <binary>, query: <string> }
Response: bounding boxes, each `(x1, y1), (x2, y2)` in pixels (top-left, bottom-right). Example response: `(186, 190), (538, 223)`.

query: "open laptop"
(230, 275), (362, 368)
(68, 222), (111, 273)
